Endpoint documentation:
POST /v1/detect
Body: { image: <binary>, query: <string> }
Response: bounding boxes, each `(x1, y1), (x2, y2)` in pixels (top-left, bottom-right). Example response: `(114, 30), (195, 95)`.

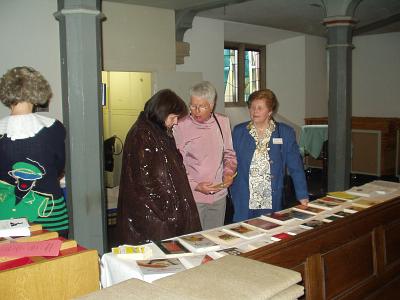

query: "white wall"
(353, 32), (400, 118)
(267, 36), (306, 127)
(223, 21), (309, 128)
(176, 17), (225, 112)
(102, 2), (176, 72)
(0, 0), (62, 120)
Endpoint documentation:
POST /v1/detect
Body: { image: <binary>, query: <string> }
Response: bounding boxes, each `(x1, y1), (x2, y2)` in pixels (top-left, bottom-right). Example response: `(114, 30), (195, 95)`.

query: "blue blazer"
(230, 121), (308, 222)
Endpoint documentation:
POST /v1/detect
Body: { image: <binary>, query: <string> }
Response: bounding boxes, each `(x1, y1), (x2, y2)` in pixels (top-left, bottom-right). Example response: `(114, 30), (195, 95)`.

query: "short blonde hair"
(0, 66), (52, 108)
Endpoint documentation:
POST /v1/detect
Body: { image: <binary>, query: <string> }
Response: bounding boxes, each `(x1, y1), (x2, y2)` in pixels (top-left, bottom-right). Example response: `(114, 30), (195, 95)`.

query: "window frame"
(224, 42), (266, 107)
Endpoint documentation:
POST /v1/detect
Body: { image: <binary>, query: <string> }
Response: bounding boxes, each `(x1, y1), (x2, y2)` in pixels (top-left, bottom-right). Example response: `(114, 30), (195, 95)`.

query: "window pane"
(224, 48), (238, 102)
(244, 50), (260, 102)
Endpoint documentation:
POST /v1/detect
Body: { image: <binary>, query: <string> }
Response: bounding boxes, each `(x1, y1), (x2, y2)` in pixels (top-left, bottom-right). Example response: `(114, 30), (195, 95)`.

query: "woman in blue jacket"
(231, 89), (309, 222)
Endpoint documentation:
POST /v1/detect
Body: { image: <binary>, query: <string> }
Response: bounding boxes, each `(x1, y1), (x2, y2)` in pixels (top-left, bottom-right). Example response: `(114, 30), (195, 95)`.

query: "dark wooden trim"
(242, 196), (400, 299)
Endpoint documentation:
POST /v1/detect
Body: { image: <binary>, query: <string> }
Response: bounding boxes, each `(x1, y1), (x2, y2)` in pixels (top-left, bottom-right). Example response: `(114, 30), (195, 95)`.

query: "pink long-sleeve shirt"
(173, 114), (237, 204)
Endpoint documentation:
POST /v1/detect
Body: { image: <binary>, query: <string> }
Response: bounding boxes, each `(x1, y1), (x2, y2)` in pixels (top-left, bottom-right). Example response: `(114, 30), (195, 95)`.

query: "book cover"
(300, 219), (328, 229)
(0, 218), (30, 238)
(308, 199), (339, 210)
(202, 229), (243, 246)
(271, 232), (292, 241)
(178, 234), (219, 253)
(319, 196), (347, 204)
(243, 218), (281, 231)
(293, 204), (324, 215)
(222, 224), (265, 240)
(327, 191), (361, 201)
(136, 258), (186, 282)
(261, 212), (296, 224)
(154, 240), (192, 258)
(352, 199), (380, 208)
(289, 210), (315, 220)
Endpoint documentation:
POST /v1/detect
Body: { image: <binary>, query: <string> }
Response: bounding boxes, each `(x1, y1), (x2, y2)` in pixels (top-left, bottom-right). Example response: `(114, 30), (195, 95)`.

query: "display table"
(0, 229), (100, 300)
(243, 195), (400, 299)
(100, 181), (400, 299)
(299, 125), (328, 159)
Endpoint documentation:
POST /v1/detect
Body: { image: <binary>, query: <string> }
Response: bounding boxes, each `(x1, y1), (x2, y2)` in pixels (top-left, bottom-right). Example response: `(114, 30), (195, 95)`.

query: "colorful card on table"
(243, 218), (281, 231)
(222, 224), (265, 240)
(154, 240), (192, 257)
(289, 209), (315, 220)
(261, 212), (296, 224)
(293, 204), (325, 215)
(327, 191), (361, 201)
(0, 239), (62, 257)
(308, 199), (340, 210)
(271, 232), (292, 241)
(300, 219), (328, 229)
(202, 229), (243, 246)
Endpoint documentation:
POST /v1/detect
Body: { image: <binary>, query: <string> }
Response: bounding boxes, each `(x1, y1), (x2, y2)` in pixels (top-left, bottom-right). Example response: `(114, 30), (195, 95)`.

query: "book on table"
(300, 219), (329, 229)
(222, 224), (265, 240)
(352, 199), (381, 208)
(308, 199), (340, 210)
(318, 196), (347, 204)
(292, 204), (325, 215)
(327, 191), (361, 201)
(261, 211), (296, 225)
(0, 218), (30, 238)
(288, 209), (315, 220)
(136, 258), (187, 282)
(153, 240), (193, 258)
(202, 229), (244, 246)
(271, 232), (293, 241)
(346, 183), (397, 198)
(177, 234), (220, 253)
(243, 217), (281, 232)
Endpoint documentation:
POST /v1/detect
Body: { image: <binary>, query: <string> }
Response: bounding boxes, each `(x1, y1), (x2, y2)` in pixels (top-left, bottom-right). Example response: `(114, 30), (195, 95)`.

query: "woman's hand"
(299, 198), (309, 206)
(222, 174), (235, 188)
(195, 182), (222, 195)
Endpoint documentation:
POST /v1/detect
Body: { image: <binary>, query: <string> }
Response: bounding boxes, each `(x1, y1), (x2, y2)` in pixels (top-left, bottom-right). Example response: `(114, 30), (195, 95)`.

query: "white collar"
(0, 113), (56, 141)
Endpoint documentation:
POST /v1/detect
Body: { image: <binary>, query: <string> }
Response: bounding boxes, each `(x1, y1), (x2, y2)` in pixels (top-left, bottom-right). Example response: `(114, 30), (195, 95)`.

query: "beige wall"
(353, 32), (400, 118)
(102, 1), (176, 72)
(0, 0), (62, 120)
(176, 17), (225, 112)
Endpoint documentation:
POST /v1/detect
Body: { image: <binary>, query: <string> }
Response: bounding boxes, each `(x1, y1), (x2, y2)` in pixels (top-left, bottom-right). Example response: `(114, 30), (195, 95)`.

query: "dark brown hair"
(247, 89), (279, 113)
(143, 89), (188, 129)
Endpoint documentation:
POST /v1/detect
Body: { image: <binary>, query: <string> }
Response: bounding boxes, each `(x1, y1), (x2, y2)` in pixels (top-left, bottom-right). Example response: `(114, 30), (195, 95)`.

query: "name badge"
(273, 138), (283, 144)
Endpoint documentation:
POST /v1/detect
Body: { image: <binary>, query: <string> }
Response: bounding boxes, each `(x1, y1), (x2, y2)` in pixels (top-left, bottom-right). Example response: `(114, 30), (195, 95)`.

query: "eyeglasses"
(189, 104), (209, 111)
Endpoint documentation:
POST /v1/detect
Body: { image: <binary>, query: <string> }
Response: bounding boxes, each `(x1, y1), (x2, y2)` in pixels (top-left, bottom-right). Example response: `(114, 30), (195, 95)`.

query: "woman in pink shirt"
(174, 81), (237, 230)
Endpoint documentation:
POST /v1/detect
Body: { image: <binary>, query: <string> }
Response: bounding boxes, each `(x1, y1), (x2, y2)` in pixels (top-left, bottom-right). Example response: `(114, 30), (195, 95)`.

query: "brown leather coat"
(115, 113), (201, 245)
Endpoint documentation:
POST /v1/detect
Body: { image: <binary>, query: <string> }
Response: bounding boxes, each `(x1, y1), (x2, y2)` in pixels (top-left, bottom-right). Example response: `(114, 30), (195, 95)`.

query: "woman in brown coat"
(115, 89), (201, 245)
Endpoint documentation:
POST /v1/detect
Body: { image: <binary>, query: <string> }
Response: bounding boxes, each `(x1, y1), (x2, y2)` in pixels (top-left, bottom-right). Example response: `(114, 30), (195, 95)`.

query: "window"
(224, 42), (266, 107)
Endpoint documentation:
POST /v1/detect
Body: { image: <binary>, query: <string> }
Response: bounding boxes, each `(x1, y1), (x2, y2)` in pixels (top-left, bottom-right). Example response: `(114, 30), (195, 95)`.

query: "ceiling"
(106, 0), (400, 37)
